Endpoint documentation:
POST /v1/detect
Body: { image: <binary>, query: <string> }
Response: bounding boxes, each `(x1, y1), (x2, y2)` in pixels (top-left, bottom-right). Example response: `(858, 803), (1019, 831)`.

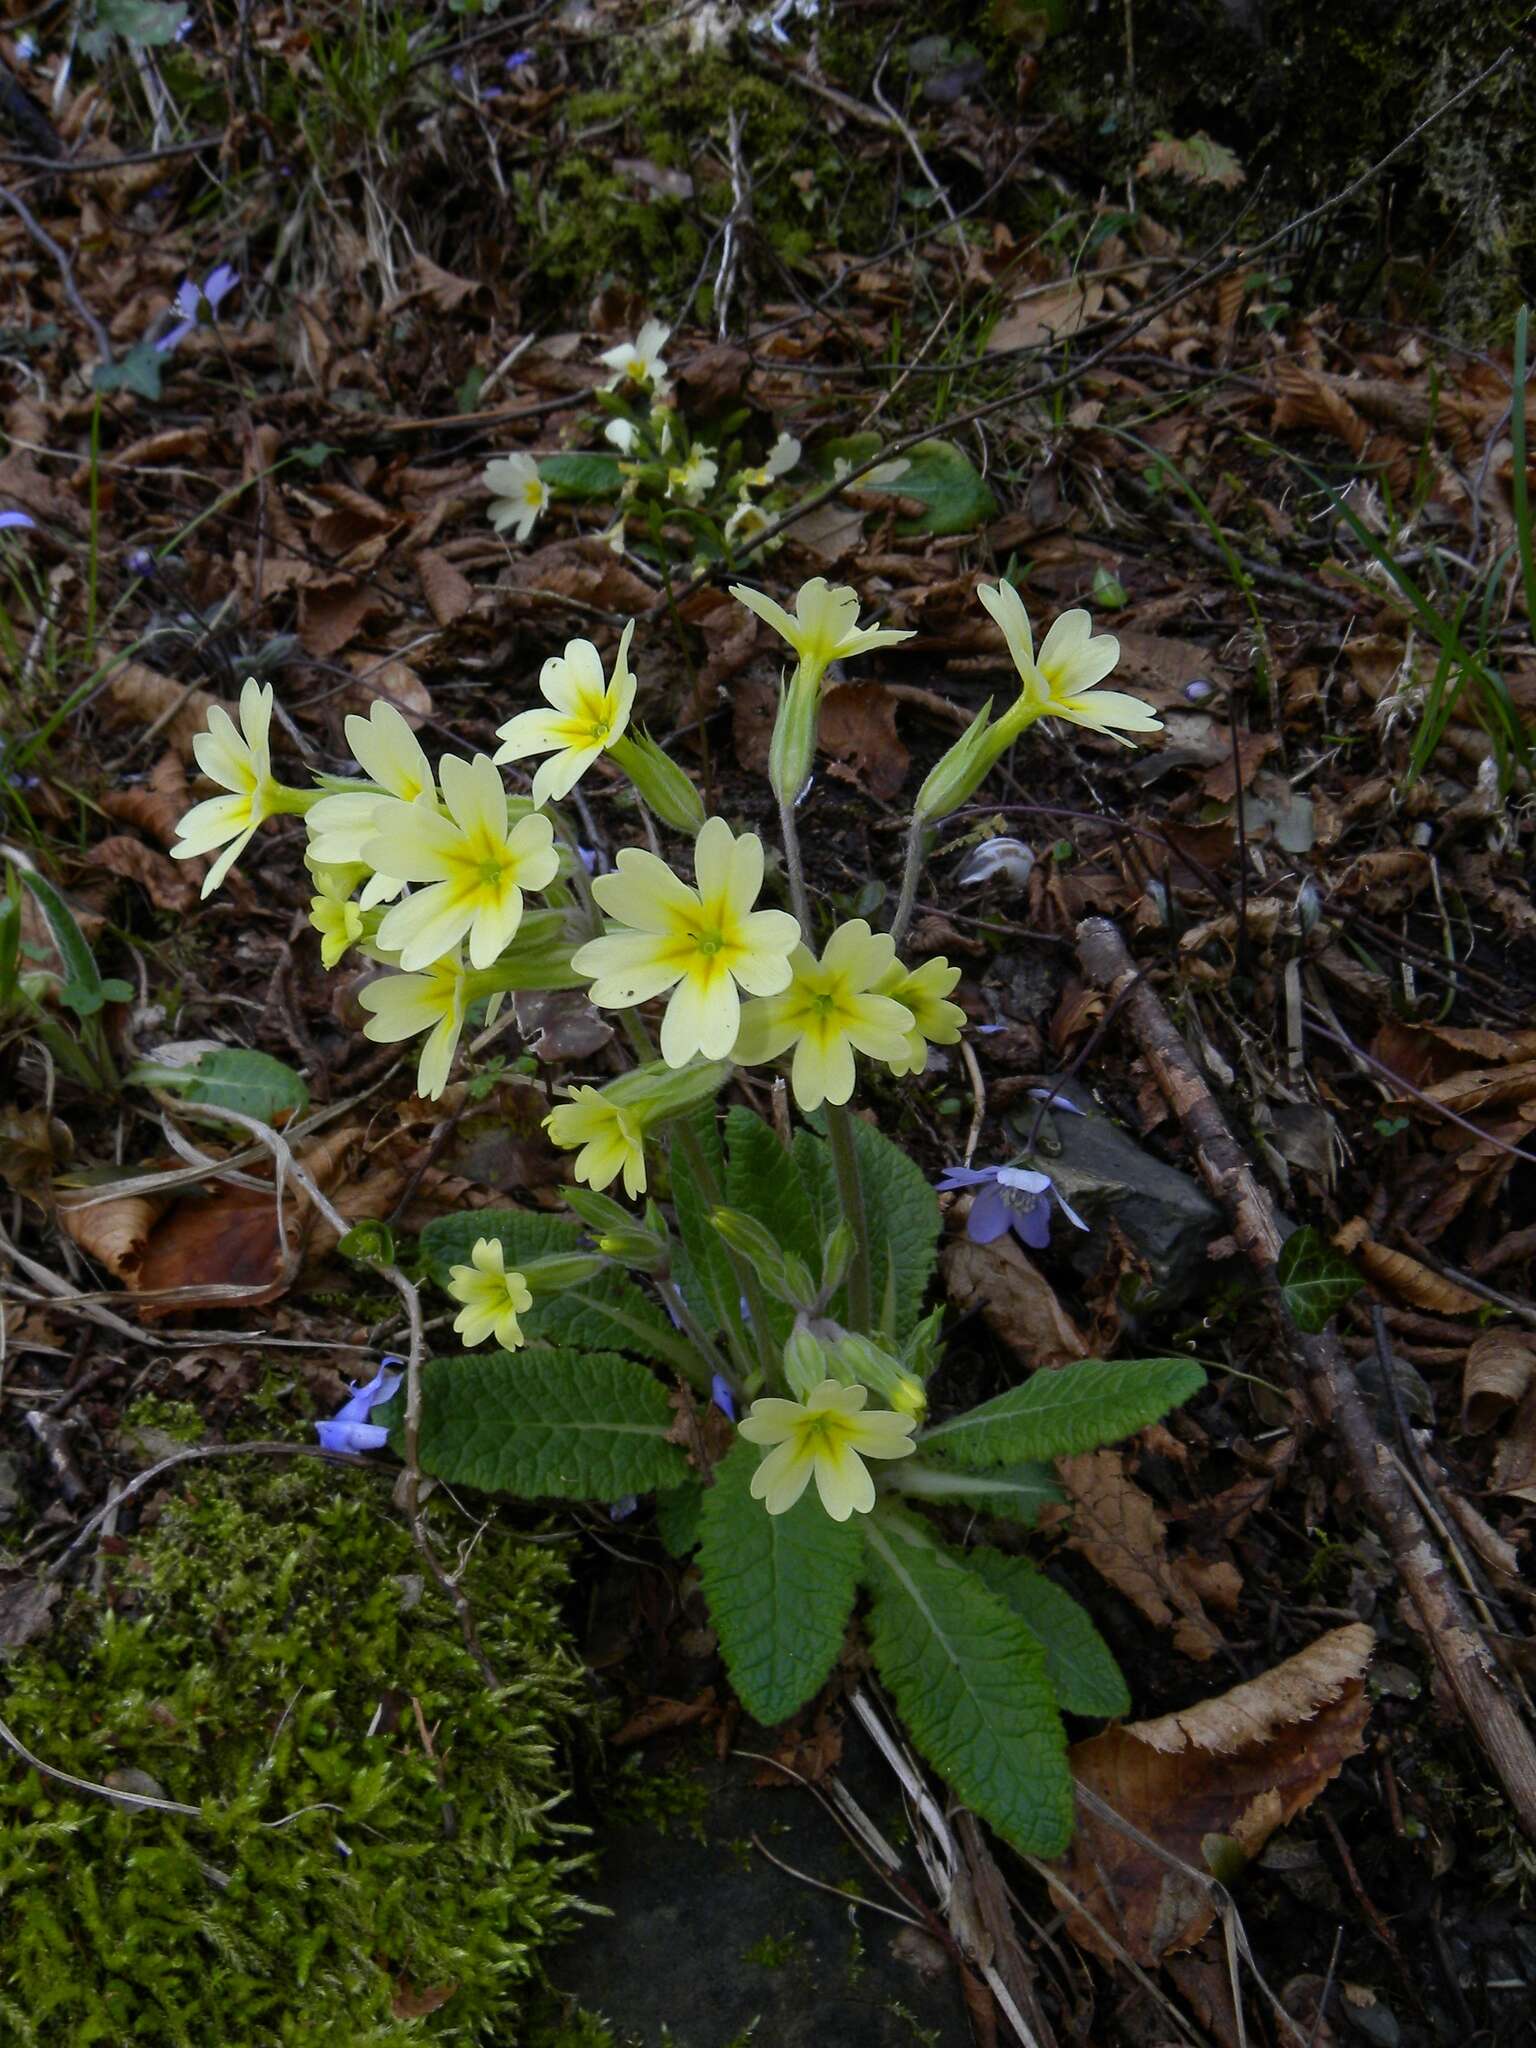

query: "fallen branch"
(1075, 914), (1536, 1842)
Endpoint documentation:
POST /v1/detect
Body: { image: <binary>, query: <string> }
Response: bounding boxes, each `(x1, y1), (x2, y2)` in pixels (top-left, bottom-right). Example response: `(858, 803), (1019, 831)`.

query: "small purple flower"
(1025, 1088), (1086, 1115)
(576, 844), (599, 874)
(935, 1164), (1088, 1250)
(710, 1373), (737, 1422)
(506, 49), (532, 68)
(0, 510), (37, 531)
(316, 1357), (403, 1453)
(126, 547), (156, 577)
(609, 1495), (639, 1521)
(156, 264), (240, 353)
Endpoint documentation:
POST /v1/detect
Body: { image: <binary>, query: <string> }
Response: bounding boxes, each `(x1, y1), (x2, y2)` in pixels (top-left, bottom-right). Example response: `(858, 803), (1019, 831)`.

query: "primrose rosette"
(171, 566), (1207, 1859)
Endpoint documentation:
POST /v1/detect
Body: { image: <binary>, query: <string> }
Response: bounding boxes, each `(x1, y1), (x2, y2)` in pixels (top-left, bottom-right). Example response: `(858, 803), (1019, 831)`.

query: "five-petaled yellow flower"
(446, 1237), (533, 1350)
(171, 678), (281, 895)
(357, 949), (469, 1100)
(545, 1085), (648, 1199)
(368, 754), (559, 970)
(484, 453), (550, 542)
(739, 1379), (917, 1520)
(729, 577), (912, 687)
(572, 816), (799, 1066)
(307, 862), (367, 969)
(494, 622), (637, 806)
(306, 700), (435, 903)
(599, 317), (671, 395)
(874, 956), (966, 1078)
(979, 580), (1161, 744)
(731, 919), (915, 1111)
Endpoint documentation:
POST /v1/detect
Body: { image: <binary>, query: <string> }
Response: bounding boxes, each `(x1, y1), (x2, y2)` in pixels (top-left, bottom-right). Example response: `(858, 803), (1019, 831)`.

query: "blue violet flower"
(315, 1357), (403, 1453)
(935, 1163), (1088, 1250)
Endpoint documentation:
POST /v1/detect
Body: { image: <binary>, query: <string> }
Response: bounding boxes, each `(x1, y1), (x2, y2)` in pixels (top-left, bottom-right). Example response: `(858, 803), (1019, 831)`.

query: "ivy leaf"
(920, 1357), (1206, 1468)
(421, 1209), (683, 1364)
(964, 1550), (1130, 1718)
(1276, 1227), (1361, 1333)
(863, 1507), (1072, 1855)
(797, 1117), (940, 1341)
(879, 1459), (1063, 1525)
(538, 452), (623, 500)
(697, 1441), (863, 1727)
(386, 1348), (688, 1501)
(125, 1046), (310, 1124)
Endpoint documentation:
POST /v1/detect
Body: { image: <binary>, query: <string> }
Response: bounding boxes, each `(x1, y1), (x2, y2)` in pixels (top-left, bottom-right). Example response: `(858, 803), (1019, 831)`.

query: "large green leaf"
(814, 434), (996, 535)
(920, 1357), (1205, 1468)
(863, 1508), (1071, 1855)
(725, 1108), (822, 1347)
(669, 1109), (737, 1335)
(388, 1348), (688, 1500)
(1276, 1227), (1361, 1333)
(698, 1441), (863, 1727)
(127, 1046), (310, 1124)
(965, 1551), (1129, 1718)
(797, 1118), (940, 1341)
(880, 1459), (1063, 1525)
(538, 452), (623, 500)
(420, 1209), (682, 1365)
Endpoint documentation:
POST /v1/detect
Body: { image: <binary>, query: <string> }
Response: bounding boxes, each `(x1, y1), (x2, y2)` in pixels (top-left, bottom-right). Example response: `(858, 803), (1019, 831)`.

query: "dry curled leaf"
(417, 547), (474, 625)
(1334, 1221), (1484, 1316)
(101, 662), (216, 757)
(1052, 1449), (1227, 1662)
(85, 833), (196, 912)
(819, 682), (909, 800)
(1056, 1624), (1374, 1966)
(941, 1227), (1086, 1370)
(1462, 1330), (1536, 1434)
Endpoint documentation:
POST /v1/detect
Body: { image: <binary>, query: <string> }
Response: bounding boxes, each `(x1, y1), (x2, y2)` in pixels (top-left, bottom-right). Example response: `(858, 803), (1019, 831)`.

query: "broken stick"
(1076, 915), (1536, 1842)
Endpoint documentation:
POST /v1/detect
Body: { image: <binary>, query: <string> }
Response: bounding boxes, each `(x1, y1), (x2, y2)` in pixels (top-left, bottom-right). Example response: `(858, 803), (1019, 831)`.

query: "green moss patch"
(1, 1458), (594, 2044)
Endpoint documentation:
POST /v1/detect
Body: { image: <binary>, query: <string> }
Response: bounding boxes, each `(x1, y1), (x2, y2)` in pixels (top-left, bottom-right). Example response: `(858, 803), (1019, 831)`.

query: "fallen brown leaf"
(940, 1228), (1086, 1370)
(1462, 1330), (1536, 1433)
(85, 833), (196, 912)
(1333, 1222), (1484, 1316)
(417, 547), (474, 625)
(610, 1690), (717, 1745)
(1056, 1623), (1374, 1965)
(819, 682), (909, 800)
(988, 277), (1104, 355)
(1053, 1449), (1227, 1661)
(101, 662), (216, 757)
(101, 750), (196, 848)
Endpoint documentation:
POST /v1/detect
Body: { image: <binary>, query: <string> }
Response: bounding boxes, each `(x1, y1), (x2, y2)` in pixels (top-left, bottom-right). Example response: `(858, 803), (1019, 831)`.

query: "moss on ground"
(0, 1454), (595, 2044)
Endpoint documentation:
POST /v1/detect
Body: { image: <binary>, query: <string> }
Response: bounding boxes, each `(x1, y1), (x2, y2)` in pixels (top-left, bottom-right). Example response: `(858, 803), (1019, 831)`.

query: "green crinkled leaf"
(964, 1550), (1130, 1718)
(879, 1459), (1063, 1525)
(920, 1357), (1206, 1468)
(726, 1109), (821, 1346)
(420, 1209), (681, 1363)
(655, 1479), (705, 1558)
(698, 1441), (863, 1726)
(797, 1118), (940, 1341)
(863, 1507), (1071, 1855)
(126, 1047), (310, 1124)
(669, 1109), (737, 1335)
(387, 1348), (688, 1500)
(538, 452), (623, 500)
(1276, 1226), (1361, 1333)
(814, 433), (996, 535)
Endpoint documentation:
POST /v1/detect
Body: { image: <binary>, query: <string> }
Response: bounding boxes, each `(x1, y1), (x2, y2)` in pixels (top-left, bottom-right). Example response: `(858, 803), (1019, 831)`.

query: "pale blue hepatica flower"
(935, 1163), (1087, 1251)
(0, 510), (37, 531)
(710, 1373), (737, 1422)
(315, 1357), (403, 1453)
(156, 264), (240, 353)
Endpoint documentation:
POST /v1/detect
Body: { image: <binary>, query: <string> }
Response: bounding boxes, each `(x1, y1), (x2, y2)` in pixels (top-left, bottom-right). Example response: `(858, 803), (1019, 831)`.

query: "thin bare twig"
(0, 180), (113, 363)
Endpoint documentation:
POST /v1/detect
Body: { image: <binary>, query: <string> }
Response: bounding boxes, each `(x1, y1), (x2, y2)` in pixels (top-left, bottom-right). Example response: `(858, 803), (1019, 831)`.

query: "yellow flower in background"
(666, 449), (719, 505)
(446, 1236), (533, 1350)
(874, 955), (966, 1078)
(484, 453), (550, 542)
(731, 919), (915, 1111)
(307, 862), (367, 969)
(306, 700), (436, 902)
(357, 950), (469, 1100)
(729, 577), (912, 687)
(736, 432), (800, 491)
(599, 317), (671, 395)
(494, 621), (637, 805)
(978, 580), (1161, 744)
(546, 1085), (648, 1199)
(367, 754), (559, 970)
(171, 678), (281, 895)
(572, 816), (799, 1066)
(739, 1379), (917, 1519)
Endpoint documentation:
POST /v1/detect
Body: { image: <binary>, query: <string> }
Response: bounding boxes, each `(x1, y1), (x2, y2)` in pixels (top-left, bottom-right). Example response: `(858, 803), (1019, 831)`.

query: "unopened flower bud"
(783, 1324), (830, 1400)
(519, 1253), (606, 1294)
(768, 666), (818, 810)
(832, 1333), (927, 1417)
(913, 700), (1002, 822)
(608, 732), (706, 836)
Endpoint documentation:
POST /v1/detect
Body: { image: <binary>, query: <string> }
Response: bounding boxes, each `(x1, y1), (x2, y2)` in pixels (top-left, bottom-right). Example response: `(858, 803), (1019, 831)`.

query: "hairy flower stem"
(655, 1276), (735, 1393)
(888, 815), (927, 954)
(826, 1102), (873, 1332)
(777, 792), (814, 934)
(671, 1118), (775, 1384)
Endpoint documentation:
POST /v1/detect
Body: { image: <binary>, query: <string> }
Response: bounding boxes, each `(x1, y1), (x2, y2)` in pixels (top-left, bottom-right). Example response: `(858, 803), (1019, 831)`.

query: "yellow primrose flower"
(729, 577), (913, 688)
(874, 956), (966, 1078)
(484, 453), (550, 542)
(599, 317), (671, 395)
(367, 754), (559, 971)
(724, 497), (777, 551)
(737, 432), (800, 491)
(493, 621), (637, 805)
(546, 1085), (648, 1199)
(171, 678), (282, 895)
(446, 1236), (533, 1350)
(667, 448), (719, 505)
(306, 700), (436, 903)
(572, 816), (799, 1066)
(307, 863), (367, 969)
(730, 919), (915, 1111)
(739, 1378), (917, 1519)
(979, 580), (1161, 744)
(358, 949), (469, 1100)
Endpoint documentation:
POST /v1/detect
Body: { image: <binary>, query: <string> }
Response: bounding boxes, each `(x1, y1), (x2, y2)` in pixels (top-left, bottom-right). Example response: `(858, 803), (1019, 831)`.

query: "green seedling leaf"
(965, 1550), (1130, 1717)
(879, 1458), (1063, 1525)
(1276, 1226), (1361, 1333)
(796, 1116), (940, 1341)
(337, 1219), (396, 1265)
(815, 433), (996, 535)
(91, 343), (166, 399)
(86, 0), (188, 48)
(18, 868), (102, 1015)
(421, 1208), (691, 1368)
(387, 1348), (688, 1501)
(538, 452), (624, 500)
(126, 1046), (310, 1124)
(863, 1507), (1071, 1854)
(98, 978), (135, 1003)
(920, 1356), (1206, 1468)
(698, 1441), (863, 1726)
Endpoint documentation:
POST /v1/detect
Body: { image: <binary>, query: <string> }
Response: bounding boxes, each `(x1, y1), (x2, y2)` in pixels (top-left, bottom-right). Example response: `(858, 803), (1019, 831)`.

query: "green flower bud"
(603, 1057), (730, 1124)
(831, 1333), (927, 1417)
(767, 666), (818, 809)
(562, 1186), (634, 1237)
(783, 1324), (830, 1400)
(710, 1207), (816, 1308)
(913, 699), (1005, 822)
(819, 1219), (856, 1301)
(519, 1253), (606, 1294)
(608, 732), (706, 836)
(597, 1228), (669, 1273)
